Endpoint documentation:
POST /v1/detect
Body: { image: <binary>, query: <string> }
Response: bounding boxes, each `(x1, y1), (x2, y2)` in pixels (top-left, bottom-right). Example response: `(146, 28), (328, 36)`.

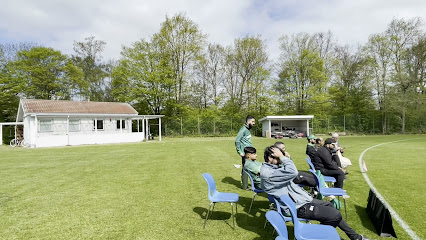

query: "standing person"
(313, 138), (346, 188)
(235, 115), (255, 190)
(260, 146), (370, 240)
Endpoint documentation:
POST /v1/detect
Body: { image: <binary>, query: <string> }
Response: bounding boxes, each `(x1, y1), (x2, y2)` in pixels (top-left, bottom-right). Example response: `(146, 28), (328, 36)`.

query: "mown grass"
(0, 135), (424, 239)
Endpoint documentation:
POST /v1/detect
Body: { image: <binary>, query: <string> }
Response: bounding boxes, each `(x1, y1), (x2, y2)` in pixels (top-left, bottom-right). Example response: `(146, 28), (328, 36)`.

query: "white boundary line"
(359, 138), (421, 240)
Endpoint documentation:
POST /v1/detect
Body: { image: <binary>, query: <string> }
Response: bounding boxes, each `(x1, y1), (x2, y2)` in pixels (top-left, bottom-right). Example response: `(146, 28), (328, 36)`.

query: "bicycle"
(10, 138), (29, 148)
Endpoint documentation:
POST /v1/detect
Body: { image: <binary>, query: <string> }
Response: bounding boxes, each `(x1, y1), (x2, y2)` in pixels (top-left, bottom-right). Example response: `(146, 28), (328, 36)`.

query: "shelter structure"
(259, 115), (314, 138)
(0, 99), (164, 148)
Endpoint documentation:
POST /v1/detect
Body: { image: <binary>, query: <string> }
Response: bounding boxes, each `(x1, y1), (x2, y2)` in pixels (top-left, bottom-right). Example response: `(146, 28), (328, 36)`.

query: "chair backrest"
(306, 158), (316, 171)
(202, 173), (217, 201)
(279, 195), (301, 230)
(268, 194), (292, 222)
(308, 169), (324, 192)
(265, 210), (289, 239)
(243, 169), (262, 192)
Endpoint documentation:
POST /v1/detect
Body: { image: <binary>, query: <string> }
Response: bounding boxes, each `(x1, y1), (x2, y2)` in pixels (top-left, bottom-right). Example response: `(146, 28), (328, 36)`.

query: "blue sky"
(1, 0), (425, 62)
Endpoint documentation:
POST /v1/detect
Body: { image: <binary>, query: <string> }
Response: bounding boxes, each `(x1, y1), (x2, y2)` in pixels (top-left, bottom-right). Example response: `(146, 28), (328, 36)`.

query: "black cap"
(324, 138), (336, 145)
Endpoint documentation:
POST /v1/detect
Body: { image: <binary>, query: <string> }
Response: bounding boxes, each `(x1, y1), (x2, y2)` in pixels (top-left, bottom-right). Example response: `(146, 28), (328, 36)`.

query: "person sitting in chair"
(243, 147), (262, 190)
(260, 146), (370, 240)
(313, 138), (346, 188)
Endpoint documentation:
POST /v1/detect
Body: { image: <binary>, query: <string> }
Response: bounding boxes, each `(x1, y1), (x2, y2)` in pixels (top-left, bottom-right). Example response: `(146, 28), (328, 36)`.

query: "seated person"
(331, 133), (352, 170)
(316, 137), (324, 149)
(243, 147), (262, 190)
(274, 141), (316, 188)
(260, 146), (370, 240)
(305, 134), (317, 160)
(313, 138), (346, 188)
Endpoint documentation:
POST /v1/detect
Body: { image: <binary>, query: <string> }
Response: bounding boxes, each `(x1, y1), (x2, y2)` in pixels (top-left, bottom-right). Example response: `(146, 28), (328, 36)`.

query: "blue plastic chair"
(305, 158), (336, 185)
(308, 169), (348, 220)
(265, 210), (289, 240)
(280, 195), (341, 240)
(264, 194), (310, 228)
(242, 169), (264, 213)
(202, 173), (239, 230)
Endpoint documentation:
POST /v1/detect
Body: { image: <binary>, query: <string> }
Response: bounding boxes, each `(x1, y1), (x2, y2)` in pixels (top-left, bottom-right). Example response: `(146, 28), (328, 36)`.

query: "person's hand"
(284, 151), (291, 158)
(271, 147), (284, 159)
(339, 167), (346, 173)
(240, 153), (245, 157)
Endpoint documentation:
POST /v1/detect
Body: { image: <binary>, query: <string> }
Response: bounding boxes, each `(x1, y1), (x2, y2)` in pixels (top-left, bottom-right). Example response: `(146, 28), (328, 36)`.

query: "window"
(116, 120), (126, 129)
(39, 120), (52, 132)
(69, 120), (80, 132)
(93, 120), (104, 130)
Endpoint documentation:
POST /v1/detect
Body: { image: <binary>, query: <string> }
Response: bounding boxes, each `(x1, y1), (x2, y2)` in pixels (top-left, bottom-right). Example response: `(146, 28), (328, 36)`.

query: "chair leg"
(343, 198), (347, 220)
(248, 193), (257, 214)
(264, 203), (274, 229)
(203, 202), (214, 229)
(231, 202), (235, 230)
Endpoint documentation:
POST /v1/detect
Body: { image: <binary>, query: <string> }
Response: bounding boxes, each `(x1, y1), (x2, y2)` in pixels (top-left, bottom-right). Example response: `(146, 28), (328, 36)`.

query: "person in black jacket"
(305, 134), (317, 160)
(313, 138), (346, 188)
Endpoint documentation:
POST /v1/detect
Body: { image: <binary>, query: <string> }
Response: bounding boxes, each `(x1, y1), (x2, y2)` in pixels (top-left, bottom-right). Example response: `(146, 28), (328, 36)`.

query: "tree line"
(1, 13), (425, 137)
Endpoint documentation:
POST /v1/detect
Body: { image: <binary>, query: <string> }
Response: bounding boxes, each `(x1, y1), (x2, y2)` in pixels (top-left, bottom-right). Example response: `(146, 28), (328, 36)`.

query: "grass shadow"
(221, 176), (241, 189)
(193, 206), (233, 221)
(354, 204), (376, 232)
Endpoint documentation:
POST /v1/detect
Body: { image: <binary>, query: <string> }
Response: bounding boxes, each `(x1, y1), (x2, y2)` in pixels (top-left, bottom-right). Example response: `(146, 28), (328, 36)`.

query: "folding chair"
(305, 158), (336, 186)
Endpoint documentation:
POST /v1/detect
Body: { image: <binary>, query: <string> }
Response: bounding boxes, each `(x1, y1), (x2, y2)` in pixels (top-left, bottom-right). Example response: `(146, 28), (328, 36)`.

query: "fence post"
(230, 117), (232, 132)
(344, 115), (346, 132)
(180, 116), (183, 136)
(198, 116), (200, 135)
(213, 118), (216, 135)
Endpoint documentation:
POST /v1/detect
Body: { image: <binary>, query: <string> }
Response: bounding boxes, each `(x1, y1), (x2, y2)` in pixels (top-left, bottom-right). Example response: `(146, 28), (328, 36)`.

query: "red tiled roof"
(21, 99), (138, 115)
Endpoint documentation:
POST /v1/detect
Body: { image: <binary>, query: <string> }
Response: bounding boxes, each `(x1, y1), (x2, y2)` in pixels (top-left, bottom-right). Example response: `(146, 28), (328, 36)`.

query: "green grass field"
(0, 135), (424, 239)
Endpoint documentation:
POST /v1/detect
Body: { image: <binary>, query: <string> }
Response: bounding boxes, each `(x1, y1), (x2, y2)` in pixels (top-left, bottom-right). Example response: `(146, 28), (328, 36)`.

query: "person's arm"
(235, 128), (245, 156)
(319, 149), (340, 170)
(268, 156), (299, 183)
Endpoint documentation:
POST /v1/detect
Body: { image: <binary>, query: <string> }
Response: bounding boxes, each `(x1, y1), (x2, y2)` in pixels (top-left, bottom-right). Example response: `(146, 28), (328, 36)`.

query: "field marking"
(359, 138), (422, 240)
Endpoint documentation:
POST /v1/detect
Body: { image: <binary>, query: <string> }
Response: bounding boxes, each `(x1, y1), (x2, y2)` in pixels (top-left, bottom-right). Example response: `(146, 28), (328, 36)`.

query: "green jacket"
(244, 159), (262, 187)
(235, 125), (252, 155)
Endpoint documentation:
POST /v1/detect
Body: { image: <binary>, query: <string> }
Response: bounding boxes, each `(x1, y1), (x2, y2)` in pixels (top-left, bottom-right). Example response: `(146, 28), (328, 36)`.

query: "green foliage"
(112, 39), (175, 115)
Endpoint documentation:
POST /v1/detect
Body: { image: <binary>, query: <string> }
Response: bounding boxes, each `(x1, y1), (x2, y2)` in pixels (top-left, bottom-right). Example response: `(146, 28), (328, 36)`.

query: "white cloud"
(1, 0), (425, 62)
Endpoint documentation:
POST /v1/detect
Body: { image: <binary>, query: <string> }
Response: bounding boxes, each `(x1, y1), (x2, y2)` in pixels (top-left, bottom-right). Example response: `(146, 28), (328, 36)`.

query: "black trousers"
(293, 171), (316, 188)
(320, 168), (345, 188)
(297, 199), (360, 240)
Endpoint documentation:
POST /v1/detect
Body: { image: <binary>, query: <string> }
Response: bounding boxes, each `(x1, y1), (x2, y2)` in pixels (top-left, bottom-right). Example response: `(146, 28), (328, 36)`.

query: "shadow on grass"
(221, 176), (241, 189)
(354, 204), (376, 232)
(193, 206), (239, 230)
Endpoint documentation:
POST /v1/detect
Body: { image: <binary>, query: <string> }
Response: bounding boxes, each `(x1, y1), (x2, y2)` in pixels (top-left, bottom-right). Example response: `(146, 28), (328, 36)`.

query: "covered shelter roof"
(259, 115), (314, 122)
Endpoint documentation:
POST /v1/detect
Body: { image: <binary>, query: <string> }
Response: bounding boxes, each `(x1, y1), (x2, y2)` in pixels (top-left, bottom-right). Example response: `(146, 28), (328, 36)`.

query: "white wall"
(24, 116), (144, 148)
(262, 120), (270, 137)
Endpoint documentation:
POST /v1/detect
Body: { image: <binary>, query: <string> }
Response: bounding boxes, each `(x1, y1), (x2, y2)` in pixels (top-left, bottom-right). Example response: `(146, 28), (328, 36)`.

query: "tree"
(153, 13), (207, 106)
(222, 35), (270, 112)
(276, 33), (328, 115)
(112, 39), (174, 115)
(192, 43), (226, 108)
(7, 47), (83, 100)
(364, 33), (392, 133)
(385, 17), (423, 133)
(72, 35), (108, 101)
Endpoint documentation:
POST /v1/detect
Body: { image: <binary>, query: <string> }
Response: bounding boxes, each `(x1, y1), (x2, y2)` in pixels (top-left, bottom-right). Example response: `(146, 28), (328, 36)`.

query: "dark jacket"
(313, 146), (340, 171)
(306, 143), (317, 160)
